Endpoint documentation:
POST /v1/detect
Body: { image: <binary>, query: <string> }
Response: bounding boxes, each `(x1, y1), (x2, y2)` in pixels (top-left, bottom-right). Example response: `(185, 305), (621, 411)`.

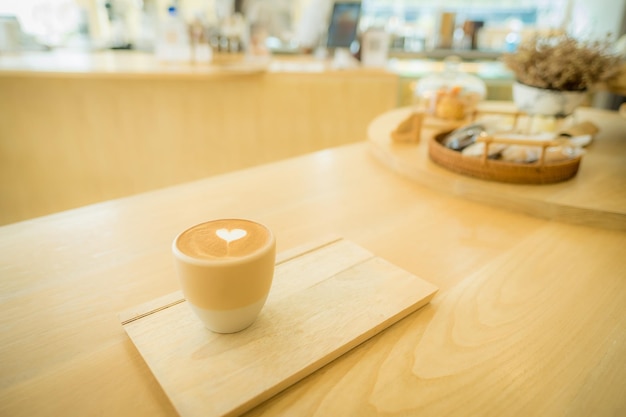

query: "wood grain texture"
(368, 103), (626, 230)
(0, 54), (398, 225)
(1, 139), (625, 417)
(121, 238), (437, 417)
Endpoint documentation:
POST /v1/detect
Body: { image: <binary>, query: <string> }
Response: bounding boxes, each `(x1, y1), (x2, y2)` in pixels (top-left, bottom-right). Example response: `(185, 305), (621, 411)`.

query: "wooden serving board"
(120, 237), (438, 417)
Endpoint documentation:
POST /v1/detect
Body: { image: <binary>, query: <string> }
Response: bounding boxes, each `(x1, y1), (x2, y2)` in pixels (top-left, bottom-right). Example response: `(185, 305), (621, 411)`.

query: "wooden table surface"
(1, 113), (626, 416)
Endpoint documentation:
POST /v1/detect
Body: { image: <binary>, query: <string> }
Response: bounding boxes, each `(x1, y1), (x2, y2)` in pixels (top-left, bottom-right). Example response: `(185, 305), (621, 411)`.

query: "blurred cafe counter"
(0, 50), (398, 225)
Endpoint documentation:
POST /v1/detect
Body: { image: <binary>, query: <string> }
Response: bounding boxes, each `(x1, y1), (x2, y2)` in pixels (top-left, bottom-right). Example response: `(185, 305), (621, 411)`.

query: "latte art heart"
(176, 219), (270, 259)
(216, 228), (247, 243)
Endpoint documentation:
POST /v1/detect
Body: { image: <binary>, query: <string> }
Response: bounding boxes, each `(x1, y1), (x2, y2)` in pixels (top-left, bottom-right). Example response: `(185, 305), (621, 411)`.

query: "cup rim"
(172, 218), (275, 266)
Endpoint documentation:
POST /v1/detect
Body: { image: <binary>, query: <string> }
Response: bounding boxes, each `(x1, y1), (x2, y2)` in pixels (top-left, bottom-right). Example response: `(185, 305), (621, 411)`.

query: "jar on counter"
(413, 55), (487, 121)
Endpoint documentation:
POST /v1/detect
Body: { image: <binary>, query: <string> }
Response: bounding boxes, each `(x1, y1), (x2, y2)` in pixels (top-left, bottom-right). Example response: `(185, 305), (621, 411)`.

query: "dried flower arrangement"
(503, 34), (622, 91)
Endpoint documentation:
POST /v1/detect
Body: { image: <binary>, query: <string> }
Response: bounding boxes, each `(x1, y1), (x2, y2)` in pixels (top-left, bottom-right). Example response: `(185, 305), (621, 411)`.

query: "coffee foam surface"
(176, 219), (271, 260)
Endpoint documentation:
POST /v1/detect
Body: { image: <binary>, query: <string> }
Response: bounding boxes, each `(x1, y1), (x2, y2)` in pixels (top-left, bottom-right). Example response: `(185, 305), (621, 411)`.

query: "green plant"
(503, 34), (622, 91)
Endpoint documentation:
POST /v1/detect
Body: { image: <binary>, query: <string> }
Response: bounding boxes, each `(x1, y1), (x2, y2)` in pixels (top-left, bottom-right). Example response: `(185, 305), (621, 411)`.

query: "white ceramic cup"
(172, 219), (276, 333)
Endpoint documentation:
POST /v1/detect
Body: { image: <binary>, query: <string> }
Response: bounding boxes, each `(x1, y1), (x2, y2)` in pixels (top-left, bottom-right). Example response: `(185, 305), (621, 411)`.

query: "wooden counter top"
(0, 50), (392, 79)
(1, 129), (625, 415)
(0, 50), (517, 83)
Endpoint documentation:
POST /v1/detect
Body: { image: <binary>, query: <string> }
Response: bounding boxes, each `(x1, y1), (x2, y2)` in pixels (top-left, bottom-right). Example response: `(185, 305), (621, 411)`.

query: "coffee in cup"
(172, 219), (276, 333)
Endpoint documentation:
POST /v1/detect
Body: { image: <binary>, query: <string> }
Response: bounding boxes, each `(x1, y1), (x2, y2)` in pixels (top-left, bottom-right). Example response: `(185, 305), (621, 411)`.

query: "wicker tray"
(428, 130), (582, 184)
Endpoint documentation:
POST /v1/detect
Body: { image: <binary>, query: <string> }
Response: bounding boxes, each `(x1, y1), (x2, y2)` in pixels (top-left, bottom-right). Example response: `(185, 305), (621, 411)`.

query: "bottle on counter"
(189, 14), (212, 63)
(155, 6), (191, 62)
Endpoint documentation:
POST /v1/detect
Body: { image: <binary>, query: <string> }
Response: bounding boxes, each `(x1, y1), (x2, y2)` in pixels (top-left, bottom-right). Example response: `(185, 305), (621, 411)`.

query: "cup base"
(189, 298), (267, 333)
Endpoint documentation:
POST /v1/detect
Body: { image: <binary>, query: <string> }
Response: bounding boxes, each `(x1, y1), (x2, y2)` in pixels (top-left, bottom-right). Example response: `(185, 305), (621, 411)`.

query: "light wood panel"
(0, 56), (398, 225)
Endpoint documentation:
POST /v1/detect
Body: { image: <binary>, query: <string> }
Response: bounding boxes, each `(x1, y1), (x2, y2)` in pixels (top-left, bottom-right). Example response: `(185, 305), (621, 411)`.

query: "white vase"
(512, 82), (587, 117)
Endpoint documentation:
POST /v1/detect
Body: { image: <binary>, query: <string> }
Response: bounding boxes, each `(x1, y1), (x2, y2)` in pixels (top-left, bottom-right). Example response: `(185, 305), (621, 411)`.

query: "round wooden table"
(368, 103), (626, 230)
